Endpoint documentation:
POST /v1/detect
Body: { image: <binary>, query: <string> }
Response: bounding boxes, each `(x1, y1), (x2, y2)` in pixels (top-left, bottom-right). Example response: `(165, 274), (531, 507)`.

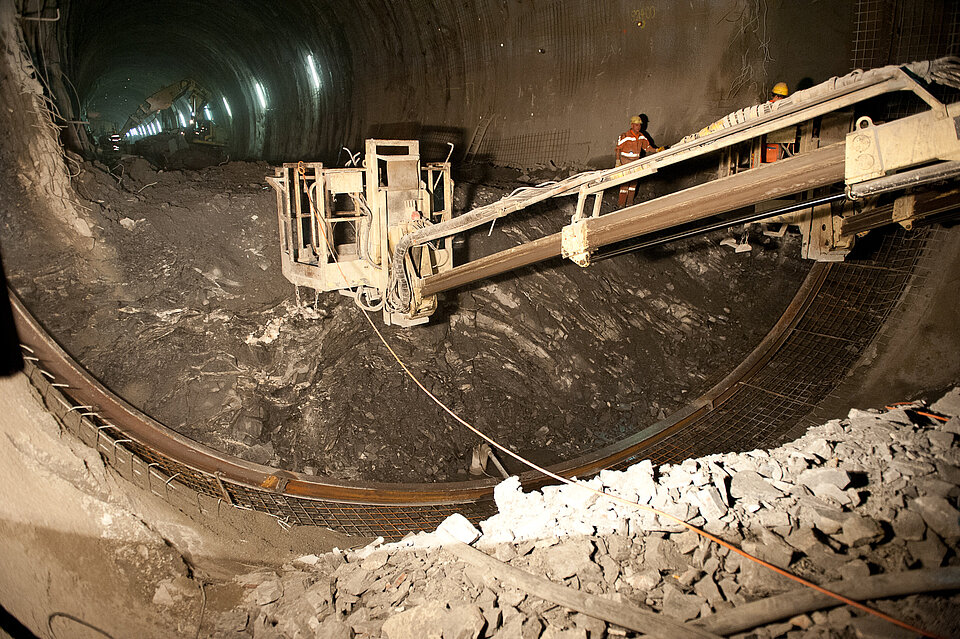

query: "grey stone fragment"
(742, 530), (794, 568)
(892, 509), (926, 541)
(798, 468), (851, 492)
(890, 460), (936, 477)
(482, 606), (502, 632)
(839, 514), (883, 547)
(571, 611), (606, 639)
(381, 601), (485, 639)
(766, 621), (794, 637)
(597, 554), (620, 583)
(493, 544), (517, 563)
(662, 586), (705, 622)
(911, 495), (960, 538)
(235, 414), (263, 438)
(360, 550), (390, 571)
(907, 533), (947, 567)
(672, 531), (700, 555)
(738, 559), (794, 595)
(928, 430), (955, 450)
(839, 558), (870, 582)
(806, 438), (834, 460)
(826, 606), (852, 625)
(729, 471), (783, 500)
(936, 462), (960, 486)
(644, 536), (687, 571)
(315, 616), (354, 639)
(605, 535), (632, 562)
(931, 388), (960, 417)
(943, 416), (960, 435)
(676, 567), (701, 588)
(756, 508), (790, 529)
(496, 613), (541, 639)
(215, 609), (249, 633)
(917, 477), (956, 497)
(540, 539), (597, 580)
(695, 486), (728, 520)
(802, 502), (849, 535)
(624, 567), (661, 591)
(339, 568), (376, 596)
(693, 575), (724, 606)
(717, 577), (740, 600)
(784, 526), (823, 554)
(254, 578), (283, 605)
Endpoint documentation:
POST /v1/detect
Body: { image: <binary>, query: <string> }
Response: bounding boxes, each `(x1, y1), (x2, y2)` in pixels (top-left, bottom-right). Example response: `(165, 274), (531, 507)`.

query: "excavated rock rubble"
(1, 156), (806, 483)
(196, 389), (960, 638)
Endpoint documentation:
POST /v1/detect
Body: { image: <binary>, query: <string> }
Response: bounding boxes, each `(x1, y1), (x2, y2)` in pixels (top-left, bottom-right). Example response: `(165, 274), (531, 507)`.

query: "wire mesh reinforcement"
(610, 227), (930, 470)
(17, 226), (932, 541)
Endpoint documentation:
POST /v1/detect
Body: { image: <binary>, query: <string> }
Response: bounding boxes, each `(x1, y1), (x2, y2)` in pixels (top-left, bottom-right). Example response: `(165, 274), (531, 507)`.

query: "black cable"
(593, 192), (847, 262)
(48, 612), (115, 639)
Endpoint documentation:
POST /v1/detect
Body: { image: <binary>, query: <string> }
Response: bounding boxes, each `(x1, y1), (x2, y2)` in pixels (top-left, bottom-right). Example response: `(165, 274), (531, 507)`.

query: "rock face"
(218, 390), (960, 638)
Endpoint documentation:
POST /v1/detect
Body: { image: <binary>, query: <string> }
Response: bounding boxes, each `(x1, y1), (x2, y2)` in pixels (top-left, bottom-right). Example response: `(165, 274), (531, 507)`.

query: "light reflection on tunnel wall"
(62, 0), (854, 166)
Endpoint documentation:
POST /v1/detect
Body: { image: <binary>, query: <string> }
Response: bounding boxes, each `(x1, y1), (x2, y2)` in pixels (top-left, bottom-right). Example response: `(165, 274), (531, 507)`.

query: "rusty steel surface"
(8, 224), (930, 540)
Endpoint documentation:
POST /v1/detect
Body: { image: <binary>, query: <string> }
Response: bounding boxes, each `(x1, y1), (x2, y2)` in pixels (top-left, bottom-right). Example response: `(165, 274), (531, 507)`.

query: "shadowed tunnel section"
(61, 0), (854, 165)
(5, 0), (954, 541)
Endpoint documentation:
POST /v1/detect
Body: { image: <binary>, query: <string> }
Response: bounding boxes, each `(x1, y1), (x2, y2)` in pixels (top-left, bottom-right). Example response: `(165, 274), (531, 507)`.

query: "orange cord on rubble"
(302, 179), (940, 639)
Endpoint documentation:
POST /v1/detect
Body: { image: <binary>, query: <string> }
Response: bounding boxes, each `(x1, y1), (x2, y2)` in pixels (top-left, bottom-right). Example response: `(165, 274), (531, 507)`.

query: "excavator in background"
(120, 78), (224, 145)
(269, 58), (960, 326)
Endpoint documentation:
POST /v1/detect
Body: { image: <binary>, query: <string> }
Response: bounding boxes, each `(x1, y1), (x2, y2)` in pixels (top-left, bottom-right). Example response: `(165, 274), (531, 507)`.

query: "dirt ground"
(1, 154), (808, 483)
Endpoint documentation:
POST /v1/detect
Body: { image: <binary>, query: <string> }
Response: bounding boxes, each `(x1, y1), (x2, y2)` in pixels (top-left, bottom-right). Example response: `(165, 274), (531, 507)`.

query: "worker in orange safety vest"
(762, 82), (791, 163)
(616, 115), (658, 207)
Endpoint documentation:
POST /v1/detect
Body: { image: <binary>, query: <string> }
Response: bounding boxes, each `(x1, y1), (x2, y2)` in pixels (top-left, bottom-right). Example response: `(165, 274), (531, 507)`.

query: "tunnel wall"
(60, 0), (854, 168)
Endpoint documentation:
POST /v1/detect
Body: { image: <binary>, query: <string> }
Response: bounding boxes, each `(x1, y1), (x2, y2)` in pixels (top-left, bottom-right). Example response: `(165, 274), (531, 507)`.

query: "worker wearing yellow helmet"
(616, 114), (658, 207)
(769, 82), (789, 102)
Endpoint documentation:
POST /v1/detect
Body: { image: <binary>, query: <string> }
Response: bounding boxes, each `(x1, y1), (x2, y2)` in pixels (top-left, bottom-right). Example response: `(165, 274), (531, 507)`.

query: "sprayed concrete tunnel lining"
(2, 0), (960, 538)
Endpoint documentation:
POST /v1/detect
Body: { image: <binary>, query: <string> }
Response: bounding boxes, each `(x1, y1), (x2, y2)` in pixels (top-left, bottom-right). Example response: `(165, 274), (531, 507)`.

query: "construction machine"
(120, 78), (221, 143)
(269, 58), (960, 326)
(266, 140), (454, 326)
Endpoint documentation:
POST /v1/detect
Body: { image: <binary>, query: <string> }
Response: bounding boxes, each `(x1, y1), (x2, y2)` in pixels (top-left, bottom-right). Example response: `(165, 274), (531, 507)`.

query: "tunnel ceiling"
(61, 0), (856, 166)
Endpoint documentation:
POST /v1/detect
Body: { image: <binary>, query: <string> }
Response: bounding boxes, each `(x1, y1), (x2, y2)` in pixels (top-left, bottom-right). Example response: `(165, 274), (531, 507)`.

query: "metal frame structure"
(267, 140), (454, 325)
(373, 58), (960, 321)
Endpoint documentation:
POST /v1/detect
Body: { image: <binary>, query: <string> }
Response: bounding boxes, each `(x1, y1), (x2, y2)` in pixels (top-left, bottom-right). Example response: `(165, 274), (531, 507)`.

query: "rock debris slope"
(214, 389), (960, 638)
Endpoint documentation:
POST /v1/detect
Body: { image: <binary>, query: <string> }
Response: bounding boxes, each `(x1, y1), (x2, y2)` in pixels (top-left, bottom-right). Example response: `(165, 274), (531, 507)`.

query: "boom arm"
(120, 79), (210, 135)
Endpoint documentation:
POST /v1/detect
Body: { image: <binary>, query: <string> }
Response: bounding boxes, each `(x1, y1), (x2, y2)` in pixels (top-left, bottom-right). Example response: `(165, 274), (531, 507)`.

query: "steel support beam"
(421, 142), (846, 297)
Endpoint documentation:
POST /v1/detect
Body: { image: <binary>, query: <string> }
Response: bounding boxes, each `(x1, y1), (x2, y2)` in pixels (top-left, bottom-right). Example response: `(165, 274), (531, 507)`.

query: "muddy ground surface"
(1, 155), (808, 483)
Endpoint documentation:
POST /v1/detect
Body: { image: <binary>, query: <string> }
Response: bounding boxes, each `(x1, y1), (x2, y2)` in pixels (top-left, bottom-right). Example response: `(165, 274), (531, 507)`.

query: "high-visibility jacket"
(616, 130), (654, 164)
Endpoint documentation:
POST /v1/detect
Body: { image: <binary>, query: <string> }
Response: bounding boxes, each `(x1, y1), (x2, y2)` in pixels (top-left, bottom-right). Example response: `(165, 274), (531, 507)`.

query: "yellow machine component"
(266, 140), (455, 326)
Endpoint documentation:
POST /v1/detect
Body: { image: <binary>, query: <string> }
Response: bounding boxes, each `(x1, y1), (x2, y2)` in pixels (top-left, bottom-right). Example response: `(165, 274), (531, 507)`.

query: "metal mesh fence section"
(21, 356), (495, 542)
(607, 227), (929, 471)
(228, 484), (493, 539)
(16, 218), (931, 541)
(853, 0), (960, 70)
(478, 129), (571, 166)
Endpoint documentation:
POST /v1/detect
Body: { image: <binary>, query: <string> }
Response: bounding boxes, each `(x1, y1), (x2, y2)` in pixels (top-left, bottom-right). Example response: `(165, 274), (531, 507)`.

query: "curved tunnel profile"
(61, 0), (855, 164)
(2, 0), (960, 546)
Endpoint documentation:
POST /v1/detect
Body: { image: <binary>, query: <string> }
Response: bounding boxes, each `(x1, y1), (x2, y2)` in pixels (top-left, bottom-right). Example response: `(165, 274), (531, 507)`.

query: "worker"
(761, 82), (792, 163)
(616, 115), (658, 207)
(769, 82), (789, 103)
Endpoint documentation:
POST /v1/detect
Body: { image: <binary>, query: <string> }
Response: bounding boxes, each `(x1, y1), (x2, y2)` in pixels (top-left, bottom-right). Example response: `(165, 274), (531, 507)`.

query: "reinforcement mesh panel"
(608, 227), (928, 471)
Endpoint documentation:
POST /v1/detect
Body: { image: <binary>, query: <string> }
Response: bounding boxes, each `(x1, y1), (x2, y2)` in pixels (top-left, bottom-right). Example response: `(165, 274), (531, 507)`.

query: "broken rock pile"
(214, 389), (960, 638)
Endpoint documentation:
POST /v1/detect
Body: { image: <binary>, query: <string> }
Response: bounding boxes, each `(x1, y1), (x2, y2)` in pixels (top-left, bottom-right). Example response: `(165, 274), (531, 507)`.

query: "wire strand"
(299, 167), (939, 639)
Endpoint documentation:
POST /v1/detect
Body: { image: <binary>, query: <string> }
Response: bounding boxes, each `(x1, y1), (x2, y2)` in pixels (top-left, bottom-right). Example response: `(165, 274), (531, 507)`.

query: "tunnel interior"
(59, 0), (859, 165)
(2, 0), (958, 482)
(1, 0), (960, 637)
